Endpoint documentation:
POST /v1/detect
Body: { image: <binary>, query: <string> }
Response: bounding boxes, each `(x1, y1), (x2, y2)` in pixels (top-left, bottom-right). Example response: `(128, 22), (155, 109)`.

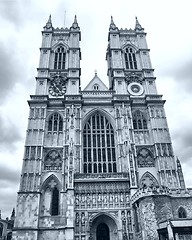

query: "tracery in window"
(178, 207), (187, 218)
(132, 110), (147, 130)
(124, 47), (137, 70)
(137, 148), (154, 167)
(44, 150), (62, 170)
(54, 46), (66, 70)
(83, 112), (117, 173)
(48, 113), (63, 133)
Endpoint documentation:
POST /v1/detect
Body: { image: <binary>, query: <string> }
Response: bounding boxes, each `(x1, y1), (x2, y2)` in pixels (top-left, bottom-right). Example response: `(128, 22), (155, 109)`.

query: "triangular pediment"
(83, 74), (108, 91)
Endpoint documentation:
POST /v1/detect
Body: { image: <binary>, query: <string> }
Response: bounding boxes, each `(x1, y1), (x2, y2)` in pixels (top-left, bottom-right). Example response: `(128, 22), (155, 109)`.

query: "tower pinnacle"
(44, 14), (52, 30)
(109, 16), (118, 31)
(70, 15), (80, 30)
(135, 16), (144, 31)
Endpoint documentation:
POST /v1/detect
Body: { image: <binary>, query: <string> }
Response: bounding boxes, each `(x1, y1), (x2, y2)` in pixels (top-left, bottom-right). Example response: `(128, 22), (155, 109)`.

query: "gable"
(83, 74), (108, 91)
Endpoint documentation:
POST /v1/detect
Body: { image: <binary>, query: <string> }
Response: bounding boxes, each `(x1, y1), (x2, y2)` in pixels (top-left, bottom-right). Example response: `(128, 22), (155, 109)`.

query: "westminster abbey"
(12, 16), (192, 240)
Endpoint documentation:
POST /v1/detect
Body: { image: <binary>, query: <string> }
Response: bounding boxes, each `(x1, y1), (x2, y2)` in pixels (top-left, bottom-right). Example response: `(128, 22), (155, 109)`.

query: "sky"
(0, 0), (192, 219)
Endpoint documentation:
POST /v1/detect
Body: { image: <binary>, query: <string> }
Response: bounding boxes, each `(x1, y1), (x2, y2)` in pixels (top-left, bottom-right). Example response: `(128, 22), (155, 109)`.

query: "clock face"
(127, 82), (144, 96)
(49, 78), (66, 97)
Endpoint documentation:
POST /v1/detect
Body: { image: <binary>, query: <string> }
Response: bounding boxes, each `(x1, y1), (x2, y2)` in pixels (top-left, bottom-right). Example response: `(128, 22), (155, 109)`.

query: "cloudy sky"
(0, 0), (192, 219)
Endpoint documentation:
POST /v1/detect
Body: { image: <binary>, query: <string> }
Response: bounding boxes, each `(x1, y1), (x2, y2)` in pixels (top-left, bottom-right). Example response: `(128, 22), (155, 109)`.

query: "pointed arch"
(83, 110), (117, 174)
(122, 43), (139, 52)
(178, 207), (187, 218)
(52, 43), (68, 70)
(40, 174), (61, 216)
(90, 212), (118, 226)
(139, 171), (159, 189)
(122, 44), (138, 70)
(47, 112), (63, 133)
(52, 41), (69, 52)
(41, 174), (61, 191)
(83, 108), (115, 130)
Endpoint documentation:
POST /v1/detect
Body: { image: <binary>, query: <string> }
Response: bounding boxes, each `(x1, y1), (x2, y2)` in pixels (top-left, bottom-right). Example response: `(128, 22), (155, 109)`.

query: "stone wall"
(138, 197), (159, 240)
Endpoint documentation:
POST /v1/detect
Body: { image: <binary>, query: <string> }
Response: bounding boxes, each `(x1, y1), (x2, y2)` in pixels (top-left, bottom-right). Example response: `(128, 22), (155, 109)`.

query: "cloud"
(0, 165), (20, 219)
(0, 113), (23, 151)
(172, 59), (192, 92)
(0, 43), (22, 102)
(0, 164), (20, 184)
(0, 0), (23, 27)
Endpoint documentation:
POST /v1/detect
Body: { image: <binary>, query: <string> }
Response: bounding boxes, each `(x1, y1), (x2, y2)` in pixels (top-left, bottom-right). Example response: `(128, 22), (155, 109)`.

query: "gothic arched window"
(178, 207), (187, 218)
(132, 110), (147, 130)
(48, 113), (63, 133)
(51, 187), (59, 216)
(54, 46), (66, 70)
(124, 47), (137, 70)
(83, 112), (117, 173)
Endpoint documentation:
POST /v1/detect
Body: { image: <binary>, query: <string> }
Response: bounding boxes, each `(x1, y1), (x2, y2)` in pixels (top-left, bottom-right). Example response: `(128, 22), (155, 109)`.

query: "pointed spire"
(11, 208), (15, 220)
(111, 16), (114, 25)
(70, 15), (80, 30)
(74, 15), (77, 24)
(44, 14), (52, 30)
(135, 16), (144, 31)
(109, 16), (118, 31)
(48, 15), (52, 24)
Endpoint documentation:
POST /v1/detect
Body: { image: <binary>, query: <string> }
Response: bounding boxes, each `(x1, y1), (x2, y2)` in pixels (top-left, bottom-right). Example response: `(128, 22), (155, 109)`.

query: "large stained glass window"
(83, 113), (116, 173)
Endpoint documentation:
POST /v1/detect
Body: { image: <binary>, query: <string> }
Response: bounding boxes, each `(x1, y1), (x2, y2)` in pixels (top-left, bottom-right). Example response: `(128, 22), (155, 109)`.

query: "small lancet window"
(132, 110), (147, 130)
(48, 113), (63, 133)
(51, 187), (59, 216)
(124, 47), (137, 70)
(178, 207), (187, 218)
(54, 46), (66, 70)
(93, 84), (99, 91)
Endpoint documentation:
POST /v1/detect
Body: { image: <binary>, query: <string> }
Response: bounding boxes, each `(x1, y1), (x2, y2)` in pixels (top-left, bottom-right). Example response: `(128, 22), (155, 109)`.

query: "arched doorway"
(90, 213), (118, 240)
(96, 223), (110, 240)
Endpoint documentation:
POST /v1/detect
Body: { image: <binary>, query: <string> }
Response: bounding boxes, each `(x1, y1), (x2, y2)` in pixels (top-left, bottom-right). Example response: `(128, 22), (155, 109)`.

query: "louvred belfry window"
(124, 47), (137, 70)
(54, 46), (66, 70)
(83, 113), (117, 173)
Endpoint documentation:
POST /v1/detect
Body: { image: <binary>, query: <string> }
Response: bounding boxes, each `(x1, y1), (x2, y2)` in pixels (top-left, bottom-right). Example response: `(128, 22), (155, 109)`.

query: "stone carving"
(137, 148), (155, 168)
(140, 172), (159, 190)
(121, 211), (128, 240)
(75, 190), (130, 209)
(44, 150), (62, 170)
(125, 72), (143, 84)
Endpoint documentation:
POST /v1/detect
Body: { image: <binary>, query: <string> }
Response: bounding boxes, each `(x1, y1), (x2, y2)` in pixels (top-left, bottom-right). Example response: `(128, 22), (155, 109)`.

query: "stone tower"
(12, 16), (191, 240)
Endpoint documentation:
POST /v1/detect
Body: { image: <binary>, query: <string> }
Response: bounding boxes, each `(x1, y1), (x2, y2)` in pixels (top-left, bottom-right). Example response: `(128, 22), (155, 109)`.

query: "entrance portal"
(96, 223), (110, 240)
(90, 213), (118, 240)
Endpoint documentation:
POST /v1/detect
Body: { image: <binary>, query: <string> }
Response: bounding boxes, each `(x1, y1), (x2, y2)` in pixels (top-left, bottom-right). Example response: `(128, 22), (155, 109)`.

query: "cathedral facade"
(12, 16), (192, 240)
